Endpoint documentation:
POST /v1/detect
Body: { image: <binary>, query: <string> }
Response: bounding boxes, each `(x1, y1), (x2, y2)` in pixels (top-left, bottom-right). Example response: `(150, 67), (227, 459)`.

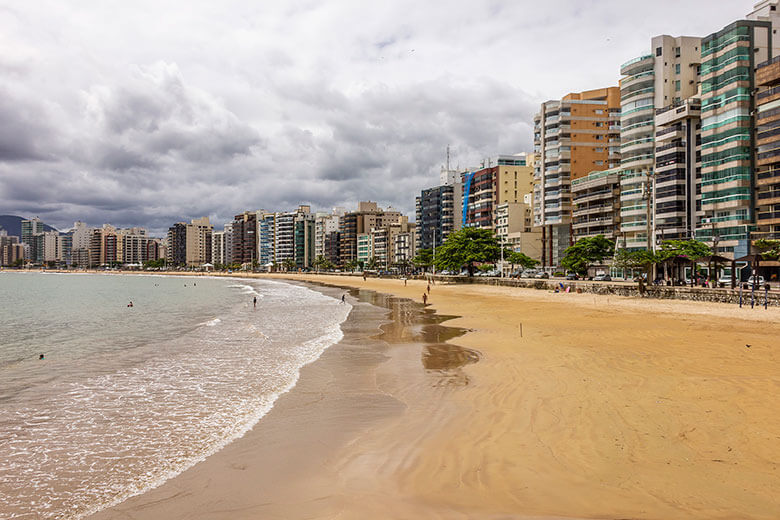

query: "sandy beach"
(91, 274), (780, 520)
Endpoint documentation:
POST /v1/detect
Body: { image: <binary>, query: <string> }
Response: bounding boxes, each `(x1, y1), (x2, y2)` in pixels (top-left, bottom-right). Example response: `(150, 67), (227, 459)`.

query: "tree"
(612, 249), (656, 278)
(754, 239), (780, 260)
(655, 239), (711, 284)
(313, 255), (328, 273)
(366, 256), (379, 270)
(506, 251), (539, 273)
(433, 227), (501, 276)
(560, 235), (615, 276)
(344, 259), (361, 273)
(413, 249), (433, 270)
(281, 258), (296, 272)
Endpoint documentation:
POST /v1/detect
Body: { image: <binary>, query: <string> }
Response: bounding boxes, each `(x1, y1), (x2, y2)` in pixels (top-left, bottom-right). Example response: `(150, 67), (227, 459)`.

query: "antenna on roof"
(446, 144), (450, 172)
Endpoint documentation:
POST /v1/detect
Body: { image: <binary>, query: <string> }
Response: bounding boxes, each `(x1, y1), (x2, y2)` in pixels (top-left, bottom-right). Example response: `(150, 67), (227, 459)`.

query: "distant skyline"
(0, 0), (753, 234)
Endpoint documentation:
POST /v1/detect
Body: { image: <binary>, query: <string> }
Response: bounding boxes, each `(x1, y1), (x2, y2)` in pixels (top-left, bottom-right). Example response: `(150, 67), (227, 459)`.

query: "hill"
(0, 215), (59, 238)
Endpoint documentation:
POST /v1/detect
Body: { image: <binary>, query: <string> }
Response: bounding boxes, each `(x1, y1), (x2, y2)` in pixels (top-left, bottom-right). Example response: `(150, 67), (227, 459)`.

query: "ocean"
(0, 272), (350, 519)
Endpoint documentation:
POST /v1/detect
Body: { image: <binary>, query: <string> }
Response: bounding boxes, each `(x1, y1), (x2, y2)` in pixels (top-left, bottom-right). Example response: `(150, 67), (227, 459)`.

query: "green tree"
(281, 258), (296, 272)
(344, 259), (361, 273)
(754, 239), (780, 260)
(612, 249), (656, 278)
(366, 256), (379, 270)
(12, 258), (24, 268)
(655, 239), (711, 284)
(506, 251), (539, 273)
(433, 227), (501, 276)
(413, 249), (433, 270)
(560, 235), (615, 276)
(313, 255), (328, 273)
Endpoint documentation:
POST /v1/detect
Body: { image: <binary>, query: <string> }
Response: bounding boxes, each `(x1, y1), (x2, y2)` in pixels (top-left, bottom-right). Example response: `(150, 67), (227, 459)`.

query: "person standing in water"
(253, 296), (257, 308)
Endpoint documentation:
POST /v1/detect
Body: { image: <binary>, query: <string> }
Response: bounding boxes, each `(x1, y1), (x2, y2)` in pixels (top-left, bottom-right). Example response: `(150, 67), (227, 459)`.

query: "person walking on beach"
(341, 294), (346, 304)
(404, 277), (407, 286)
(253, 296), (257, 308)
(422, 292), (428, 305)
(427, 283), (431, 295)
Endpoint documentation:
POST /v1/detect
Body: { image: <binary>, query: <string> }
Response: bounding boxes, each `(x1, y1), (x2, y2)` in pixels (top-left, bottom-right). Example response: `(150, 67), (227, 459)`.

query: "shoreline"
(52, 272), (780, 518)
(88, 278), (471, 519)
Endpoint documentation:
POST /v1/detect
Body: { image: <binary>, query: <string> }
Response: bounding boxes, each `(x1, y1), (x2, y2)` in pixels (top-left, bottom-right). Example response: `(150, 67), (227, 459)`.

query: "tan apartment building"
(533, 87), (621, 267)
(185, 217), (213, 267)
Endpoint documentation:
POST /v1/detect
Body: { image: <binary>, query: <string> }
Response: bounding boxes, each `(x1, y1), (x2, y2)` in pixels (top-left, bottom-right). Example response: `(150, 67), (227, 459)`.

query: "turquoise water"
(0, 272), (350, 519)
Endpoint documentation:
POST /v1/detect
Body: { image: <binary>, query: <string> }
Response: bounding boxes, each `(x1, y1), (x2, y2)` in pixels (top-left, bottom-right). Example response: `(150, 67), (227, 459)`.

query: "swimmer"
(39, 353), (45, 360)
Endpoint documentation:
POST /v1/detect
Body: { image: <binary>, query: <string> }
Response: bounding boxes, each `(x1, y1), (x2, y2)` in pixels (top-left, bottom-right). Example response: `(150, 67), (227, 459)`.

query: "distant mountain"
(0, 215), (59, 238)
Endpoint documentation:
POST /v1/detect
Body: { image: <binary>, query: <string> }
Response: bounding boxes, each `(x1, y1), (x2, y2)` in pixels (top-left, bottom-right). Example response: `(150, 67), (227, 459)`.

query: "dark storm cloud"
(0, 88), (57, 162)
(0, 0), (753, 233)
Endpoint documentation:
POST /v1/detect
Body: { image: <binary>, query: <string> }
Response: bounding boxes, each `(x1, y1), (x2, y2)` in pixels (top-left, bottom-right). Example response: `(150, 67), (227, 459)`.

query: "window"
(675, 80), (681, 91)
(595, 160), (604, 166)
(675, 47), (681, 58)
(595, 109), (604, 114)
(595, 122), (603, 127)
(595, 135), (603, 140)
(595, 147), (604, 152)
(675, 63), (680, 74)
(656, 47), (662, 56)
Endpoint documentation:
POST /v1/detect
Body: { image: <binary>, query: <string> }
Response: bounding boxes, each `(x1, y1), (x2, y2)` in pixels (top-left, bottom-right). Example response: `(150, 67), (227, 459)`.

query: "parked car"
(521, 270), (537, 278)
(718, 274), (734, 285)
(593, 274), (612, 281)
(565, 273), (579, 280)
(534, 271), (550, 279)
(748, 275), (766, 286)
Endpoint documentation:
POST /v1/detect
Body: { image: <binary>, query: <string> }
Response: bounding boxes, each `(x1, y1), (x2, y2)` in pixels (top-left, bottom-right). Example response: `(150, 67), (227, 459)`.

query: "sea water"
(0, 272), (350, 519)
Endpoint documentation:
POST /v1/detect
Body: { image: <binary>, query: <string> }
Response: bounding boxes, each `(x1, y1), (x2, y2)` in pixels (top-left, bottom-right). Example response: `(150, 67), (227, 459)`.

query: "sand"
(91, 274), (780, 520)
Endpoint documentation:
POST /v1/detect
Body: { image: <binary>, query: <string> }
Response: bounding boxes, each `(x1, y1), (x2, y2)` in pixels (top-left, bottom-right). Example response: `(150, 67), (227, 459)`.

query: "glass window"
(675, 63), (680, 74)
(656, 47), (662, 56)
(675, 80), (681, 91)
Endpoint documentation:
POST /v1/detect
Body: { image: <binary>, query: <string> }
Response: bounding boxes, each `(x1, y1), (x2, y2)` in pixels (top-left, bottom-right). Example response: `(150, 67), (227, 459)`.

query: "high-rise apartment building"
(232, 211), (259, 266)
(339, 202), (401, 264)
(462, 154), (535, 230)
(571, 168), (622, 242)
(534, 88), (621, 266)
(416, 184), (460, 251)
(619, 35), (701, 250)
(755, 54), (780, 241)
(314, 209), (344, 260)
(185, 217), (212, 267)
(697, 18), (774, 257)
(294, 208), (315, 269)
(653, 99), (702, 243)
(166, 223), (187, 266)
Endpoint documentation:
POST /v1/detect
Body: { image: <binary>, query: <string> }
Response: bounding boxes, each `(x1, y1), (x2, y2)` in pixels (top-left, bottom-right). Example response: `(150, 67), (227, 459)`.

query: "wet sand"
(92, 275), (780, 519)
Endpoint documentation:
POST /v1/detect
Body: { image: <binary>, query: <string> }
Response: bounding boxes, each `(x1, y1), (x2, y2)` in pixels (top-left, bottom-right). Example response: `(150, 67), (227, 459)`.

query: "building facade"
(619, 35), (702, 250)
(755, 54), (780, 242)
(534, 88), (621, 266)
(571, 168), (622, 243)
(653, 99), (702, 243)
(697, 19), (773, 257)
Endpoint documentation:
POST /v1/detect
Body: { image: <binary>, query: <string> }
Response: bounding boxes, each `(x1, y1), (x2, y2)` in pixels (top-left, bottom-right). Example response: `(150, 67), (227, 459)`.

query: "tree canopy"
(560, 235), (615, 275)
(754, 239), (780, 260)
(506, 250), (539, 270)
(433, 227), (501, 276)
(612, 248), (656, 274)
(413, 248), (433, 269)
(654, 239), (711, 263)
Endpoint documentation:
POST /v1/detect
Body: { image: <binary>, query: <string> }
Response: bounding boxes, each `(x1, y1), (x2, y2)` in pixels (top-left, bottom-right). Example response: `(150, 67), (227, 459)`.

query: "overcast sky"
(0, 0), (753, 234)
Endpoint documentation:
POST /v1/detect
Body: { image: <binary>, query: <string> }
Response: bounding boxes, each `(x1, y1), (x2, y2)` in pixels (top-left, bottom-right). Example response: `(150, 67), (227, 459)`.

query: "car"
(748, 275), (766, 286)
(534, 271), (550, 279)
(718, 273), (734, 285)
(565, 273), (579, 280)
(521, 270), (537, 278)
(593, 274), (612, 281)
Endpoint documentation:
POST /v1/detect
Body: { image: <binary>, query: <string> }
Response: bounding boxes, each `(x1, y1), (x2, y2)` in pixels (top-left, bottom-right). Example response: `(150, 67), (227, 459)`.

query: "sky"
(0, 0), (754, 234)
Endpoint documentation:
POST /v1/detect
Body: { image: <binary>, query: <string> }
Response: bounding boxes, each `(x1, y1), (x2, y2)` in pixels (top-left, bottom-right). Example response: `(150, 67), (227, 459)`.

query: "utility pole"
(432, 227), (436, 276)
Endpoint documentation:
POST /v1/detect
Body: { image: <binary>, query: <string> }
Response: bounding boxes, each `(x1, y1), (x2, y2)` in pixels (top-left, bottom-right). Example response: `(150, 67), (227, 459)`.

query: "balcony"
(621, 54), (654, 76)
